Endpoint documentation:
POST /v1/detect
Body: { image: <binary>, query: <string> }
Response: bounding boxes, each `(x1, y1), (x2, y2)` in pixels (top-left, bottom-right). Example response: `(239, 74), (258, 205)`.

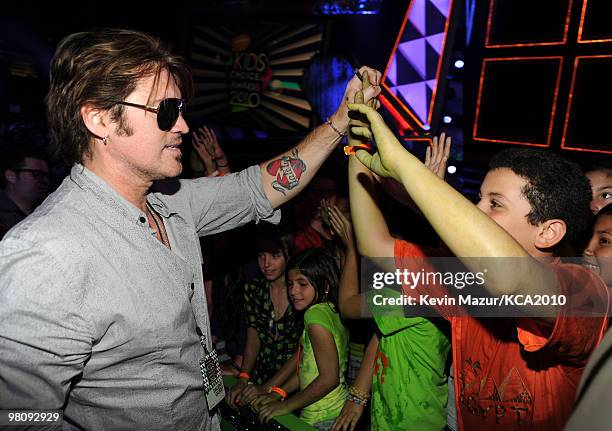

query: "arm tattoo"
(266, 148), (306, 195)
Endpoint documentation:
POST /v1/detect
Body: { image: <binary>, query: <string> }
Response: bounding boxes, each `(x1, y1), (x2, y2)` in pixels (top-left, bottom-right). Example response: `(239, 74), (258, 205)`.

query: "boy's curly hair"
(489, 148), (592, 251)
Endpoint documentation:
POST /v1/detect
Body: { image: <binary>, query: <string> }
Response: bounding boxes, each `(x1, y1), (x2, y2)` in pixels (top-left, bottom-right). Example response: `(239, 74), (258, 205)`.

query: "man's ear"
(535, 219), (566, 249)
(4, 169), (17, 184)
(80, 104), (108, 140)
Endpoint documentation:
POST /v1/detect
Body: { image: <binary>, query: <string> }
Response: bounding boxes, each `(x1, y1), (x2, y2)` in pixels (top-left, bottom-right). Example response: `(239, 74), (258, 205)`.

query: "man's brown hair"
(46, 28), (193, 166)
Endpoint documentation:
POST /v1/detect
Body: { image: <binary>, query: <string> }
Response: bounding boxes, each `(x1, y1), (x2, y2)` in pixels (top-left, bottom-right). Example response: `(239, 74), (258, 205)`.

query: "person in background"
(250, 248), (349, 431)
(566, 202), (612, 429)
(225, 226), (302, 406)
(191, 125), (232, 319)
(582, 203), (612, 294)
(192, 125), (231, 177)
(0, 148), (50, 238)
(294, 175), (339, 252)
(585, 162), (611, 214)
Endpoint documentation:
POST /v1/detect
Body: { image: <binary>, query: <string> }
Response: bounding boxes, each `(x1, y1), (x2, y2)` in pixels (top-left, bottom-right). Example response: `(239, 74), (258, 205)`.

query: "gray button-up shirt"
(0, 164), (279, 430)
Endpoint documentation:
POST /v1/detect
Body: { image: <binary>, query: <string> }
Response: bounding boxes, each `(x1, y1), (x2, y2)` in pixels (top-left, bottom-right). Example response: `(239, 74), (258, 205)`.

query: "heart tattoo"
(266, 149), (306, 195)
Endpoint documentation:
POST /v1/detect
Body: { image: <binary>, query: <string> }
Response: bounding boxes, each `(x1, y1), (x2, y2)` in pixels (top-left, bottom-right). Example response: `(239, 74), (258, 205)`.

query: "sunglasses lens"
(157, 98), (184, 131)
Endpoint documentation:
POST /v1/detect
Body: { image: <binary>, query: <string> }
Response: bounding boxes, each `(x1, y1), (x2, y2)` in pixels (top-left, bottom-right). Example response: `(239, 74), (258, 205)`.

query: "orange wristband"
(238, 372), (250, 380)
(343, 143), (372, 156)
(269, 386), (287, 400)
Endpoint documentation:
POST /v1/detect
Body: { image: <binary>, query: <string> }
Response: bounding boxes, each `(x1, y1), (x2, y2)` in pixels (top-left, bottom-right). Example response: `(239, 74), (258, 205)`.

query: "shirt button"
(139, 216), (146, 223)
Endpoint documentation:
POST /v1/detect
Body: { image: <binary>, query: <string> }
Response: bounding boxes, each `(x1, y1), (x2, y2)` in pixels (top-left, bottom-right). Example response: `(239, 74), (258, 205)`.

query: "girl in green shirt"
(252, 248), (349, 431)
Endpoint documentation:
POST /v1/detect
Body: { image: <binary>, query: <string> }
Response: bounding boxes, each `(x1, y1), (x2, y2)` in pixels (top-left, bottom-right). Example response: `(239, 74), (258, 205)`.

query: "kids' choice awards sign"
(229, 42), (269, 109)
(189, 23), (323, 131)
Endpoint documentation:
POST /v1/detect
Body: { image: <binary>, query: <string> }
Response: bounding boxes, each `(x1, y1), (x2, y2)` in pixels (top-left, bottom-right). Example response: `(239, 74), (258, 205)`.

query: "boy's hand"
(347, 103), (406, 182)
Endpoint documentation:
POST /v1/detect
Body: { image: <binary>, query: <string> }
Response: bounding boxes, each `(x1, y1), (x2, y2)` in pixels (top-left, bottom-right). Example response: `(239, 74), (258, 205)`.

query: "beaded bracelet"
(348, 385), (371, 401)
(347, 393), (369, 406)
(238, 371), (250, 380)
(326, 117), (347, 139)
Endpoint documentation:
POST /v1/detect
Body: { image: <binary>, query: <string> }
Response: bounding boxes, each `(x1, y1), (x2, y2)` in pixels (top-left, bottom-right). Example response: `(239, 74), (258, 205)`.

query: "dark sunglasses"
(11, 168), (50, 179)
(114, 98), (186, 131)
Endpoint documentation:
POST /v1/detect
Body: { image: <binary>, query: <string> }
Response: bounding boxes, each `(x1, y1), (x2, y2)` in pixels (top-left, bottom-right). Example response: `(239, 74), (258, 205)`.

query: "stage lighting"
(443, 115), (452, 124)
(313, 0), (382, 15)
(454, 60), (465, 69)
(447, 165), (457, 174)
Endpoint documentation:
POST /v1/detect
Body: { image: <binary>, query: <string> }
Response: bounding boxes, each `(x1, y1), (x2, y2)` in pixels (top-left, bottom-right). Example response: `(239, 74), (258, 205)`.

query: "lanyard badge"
(198, 332), (225, 409)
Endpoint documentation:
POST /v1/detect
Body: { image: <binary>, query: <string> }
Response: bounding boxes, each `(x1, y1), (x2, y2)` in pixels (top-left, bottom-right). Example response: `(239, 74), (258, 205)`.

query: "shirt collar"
(147, 192), (174, 218)
(69, 164), (175, 224)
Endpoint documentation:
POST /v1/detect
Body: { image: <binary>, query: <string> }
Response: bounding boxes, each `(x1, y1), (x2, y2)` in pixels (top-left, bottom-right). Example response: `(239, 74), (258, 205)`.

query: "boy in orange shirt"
(346, 104), (608, 430)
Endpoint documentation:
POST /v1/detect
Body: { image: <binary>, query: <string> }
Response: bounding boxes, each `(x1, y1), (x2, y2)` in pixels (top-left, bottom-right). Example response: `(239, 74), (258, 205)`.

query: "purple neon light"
(395, 82), (429, 124)
(385, 0), (451, 125)
(387, 57), (397, 86)
(409, 0), (427, 36)
(429, 0), (450, 16)
(399, 39), (427, 79)
(426, 33), (445, 55)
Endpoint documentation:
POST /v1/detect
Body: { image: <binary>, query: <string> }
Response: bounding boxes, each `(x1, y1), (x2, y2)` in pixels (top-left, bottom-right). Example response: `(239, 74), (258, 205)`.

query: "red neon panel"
(485, 0), (573, 48)
(472, 57), (563, 148)
(577, 0), (612, 44)
(561, 55), (612, 154)
(379, 94), (413, 134)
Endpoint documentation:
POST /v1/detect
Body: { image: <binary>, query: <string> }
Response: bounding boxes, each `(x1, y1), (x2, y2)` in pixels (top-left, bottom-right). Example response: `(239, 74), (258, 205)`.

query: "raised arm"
(343, 82), (395, 261)
(348, 155), (395, 260)
(327, 204), (369, 319)
(348, 104), (560, 316)
(192, 126), (231, 176)
(378, 132), (452, 211)
(261, 67), (381, 209)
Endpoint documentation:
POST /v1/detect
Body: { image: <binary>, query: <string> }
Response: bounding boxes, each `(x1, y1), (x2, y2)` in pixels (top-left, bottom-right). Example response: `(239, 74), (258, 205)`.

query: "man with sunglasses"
(0, 28), (380, 431)
(0, 148), (50, 238)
